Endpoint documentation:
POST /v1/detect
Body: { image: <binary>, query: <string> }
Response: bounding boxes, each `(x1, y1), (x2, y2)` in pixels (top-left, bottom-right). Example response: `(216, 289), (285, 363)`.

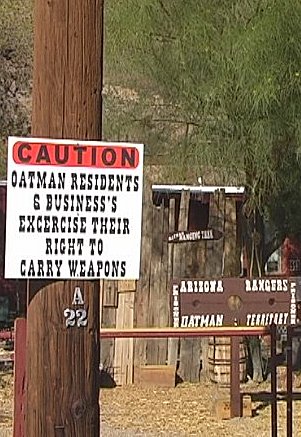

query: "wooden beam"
(100, 326), (270, 339)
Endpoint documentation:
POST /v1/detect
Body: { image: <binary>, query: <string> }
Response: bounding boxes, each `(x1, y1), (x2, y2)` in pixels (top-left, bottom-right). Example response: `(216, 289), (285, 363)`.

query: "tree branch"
(131, 117), (201, 127)
(158, 0), (171, 18)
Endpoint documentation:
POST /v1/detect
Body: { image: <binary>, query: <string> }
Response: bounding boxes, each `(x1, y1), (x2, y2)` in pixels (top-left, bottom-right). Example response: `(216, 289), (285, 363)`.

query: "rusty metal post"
(286, 325), (293, 437)
(270, 323), (277, 437)
(230, 335), (241, 417)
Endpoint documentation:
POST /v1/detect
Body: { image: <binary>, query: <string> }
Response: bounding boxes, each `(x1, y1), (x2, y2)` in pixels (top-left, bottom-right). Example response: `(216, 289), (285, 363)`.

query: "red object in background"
(0, 184), (26, 323)
(0, 184), (6, 279)
(13, 318), (26, 437)
(282, 237), (301, 276)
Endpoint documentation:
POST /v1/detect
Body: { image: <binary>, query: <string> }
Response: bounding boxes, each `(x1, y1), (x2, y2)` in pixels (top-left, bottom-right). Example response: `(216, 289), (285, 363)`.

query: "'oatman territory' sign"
(171, 277), (300, 328)
(5, 137), (144, 280)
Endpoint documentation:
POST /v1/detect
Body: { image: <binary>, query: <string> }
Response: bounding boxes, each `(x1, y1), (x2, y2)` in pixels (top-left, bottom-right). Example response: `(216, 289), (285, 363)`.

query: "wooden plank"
(125, 293), (135, 385)
(195, 226), (208, 380)
(176, 191), (199, 382)
(217, 191), (226, 275)
(103, 280), (118, 307)
(13, 318), (27, 437)
(178, 193), (224, 381)
(178, 336), (201, 382)
(173, 191), (190, 278)
(100, 308), (116, 381)
(173, 194), (189, 309)
(135, 365), (176, 387)
(157, 203), (170, 364)
(178, 193), (203, 382)
(146, 202), (165, 365)
(206, 191), (224, 277)
(203, 192), (226, 380)
(118, 280), (136, 292)
(114, 292), (135, 385)
(134, 176), (153, 367)
(224, 197), (240, 276)
(114, 293), (126, 385)
(167, 199), (179, 366)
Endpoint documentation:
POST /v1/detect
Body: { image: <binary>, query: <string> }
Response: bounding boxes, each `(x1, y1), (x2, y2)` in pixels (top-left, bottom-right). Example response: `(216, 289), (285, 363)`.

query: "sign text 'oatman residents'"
(5, 137), (144, 280)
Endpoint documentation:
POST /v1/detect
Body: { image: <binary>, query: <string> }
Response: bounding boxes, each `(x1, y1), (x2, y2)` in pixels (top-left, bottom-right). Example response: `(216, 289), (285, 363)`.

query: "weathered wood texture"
(32, 0), (103, 139)
(27, 0), (104, 435)
(167, 199), (178, 366)
(103, 281), (118, 308)
(134, 174), (153, 370)
(135, 365), (176, 388)
(114, 292), (135, 385)
(101, 189), (242, 384)
(100, 307), (116, 376)
(177, 191), (200, 382)
(224, 196), (240, 276)
(146, 201), (169, 365)
(13, 318), (27, 437)
(26, 281), (100, 436)
(205, 191), (226, 378)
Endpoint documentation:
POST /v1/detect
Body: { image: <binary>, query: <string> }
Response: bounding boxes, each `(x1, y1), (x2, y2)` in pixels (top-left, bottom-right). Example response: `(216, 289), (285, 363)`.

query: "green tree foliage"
(0, 0), (33, 177)
(106, 0), (301, 261)
(2, 0), (301, 263)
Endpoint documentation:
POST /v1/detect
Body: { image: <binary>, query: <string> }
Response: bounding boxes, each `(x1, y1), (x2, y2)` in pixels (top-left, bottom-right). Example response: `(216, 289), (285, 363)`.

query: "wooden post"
(286, 325), (293, 437)
(25, 1), (103, 436)
(270, 323), (278, 437)
(230, 336), (240, 418)
(31, 0), (103, 139)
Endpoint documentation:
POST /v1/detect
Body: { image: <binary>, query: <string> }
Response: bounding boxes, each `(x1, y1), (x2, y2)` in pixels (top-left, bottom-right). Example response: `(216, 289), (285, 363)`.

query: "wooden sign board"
(171, 276), (300, 328)
(168, 228), (223, 243)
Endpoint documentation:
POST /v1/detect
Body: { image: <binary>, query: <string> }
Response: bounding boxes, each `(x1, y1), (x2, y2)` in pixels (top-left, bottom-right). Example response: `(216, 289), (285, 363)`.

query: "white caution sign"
(5, 137), (144, 280)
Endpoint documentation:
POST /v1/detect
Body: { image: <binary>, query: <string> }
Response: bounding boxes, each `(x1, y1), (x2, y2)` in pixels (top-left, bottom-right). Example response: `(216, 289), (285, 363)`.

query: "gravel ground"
(101, 423), (184, 436)
(100, 372), (301, 437)
(0, 372), (13, 437)
(2, 370), (301, 436)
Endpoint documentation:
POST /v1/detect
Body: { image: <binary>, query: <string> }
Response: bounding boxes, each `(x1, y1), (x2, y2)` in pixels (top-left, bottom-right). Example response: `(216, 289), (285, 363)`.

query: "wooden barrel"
(208, 337), (247, 387)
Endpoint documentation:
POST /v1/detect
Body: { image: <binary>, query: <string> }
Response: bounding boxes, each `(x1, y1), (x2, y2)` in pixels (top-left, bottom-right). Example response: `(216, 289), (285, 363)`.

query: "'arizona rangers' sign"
(171, 276), (300, 328)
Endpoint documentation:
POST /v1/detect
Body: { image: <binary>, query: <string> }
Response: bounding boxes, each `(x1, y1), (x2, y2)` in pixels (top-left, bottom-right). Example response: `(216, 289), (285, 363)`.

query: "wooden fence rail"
(100, 326), (270, 338)
(100, 325), (301, 436)
(100, 326), (270, 418)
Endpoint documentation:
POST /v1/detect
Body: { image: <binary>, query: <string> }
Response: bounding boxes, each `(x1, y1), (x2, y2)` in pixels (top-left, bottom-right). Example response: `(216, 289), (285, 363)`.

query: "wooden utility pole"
(26, 1), (103, 435)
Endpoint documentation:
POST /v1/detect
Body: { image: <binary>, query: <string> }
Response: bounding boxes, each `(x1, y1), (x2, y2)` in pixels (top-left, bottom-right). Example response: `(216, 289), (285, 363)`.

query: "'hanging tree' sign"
(171, 276), (300, 328)
(168, 229), (223, 243)
(5, 137), (144, 280)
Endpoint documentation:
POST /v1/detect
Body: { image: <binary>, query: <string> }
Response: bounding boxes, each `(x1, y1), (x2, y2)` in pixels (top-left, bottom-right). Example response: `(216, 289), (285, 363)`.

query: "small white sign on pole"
(5, 137), (144, 280)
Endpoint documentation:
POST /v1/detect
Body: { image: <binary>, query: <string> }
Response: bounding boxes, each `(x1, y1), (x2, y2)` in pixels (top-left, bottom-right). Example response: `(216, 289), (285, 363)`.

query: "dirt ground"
(100, 376), (301, 437)
(0, 372), (13, 437)
(2, 370), (301, 436)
